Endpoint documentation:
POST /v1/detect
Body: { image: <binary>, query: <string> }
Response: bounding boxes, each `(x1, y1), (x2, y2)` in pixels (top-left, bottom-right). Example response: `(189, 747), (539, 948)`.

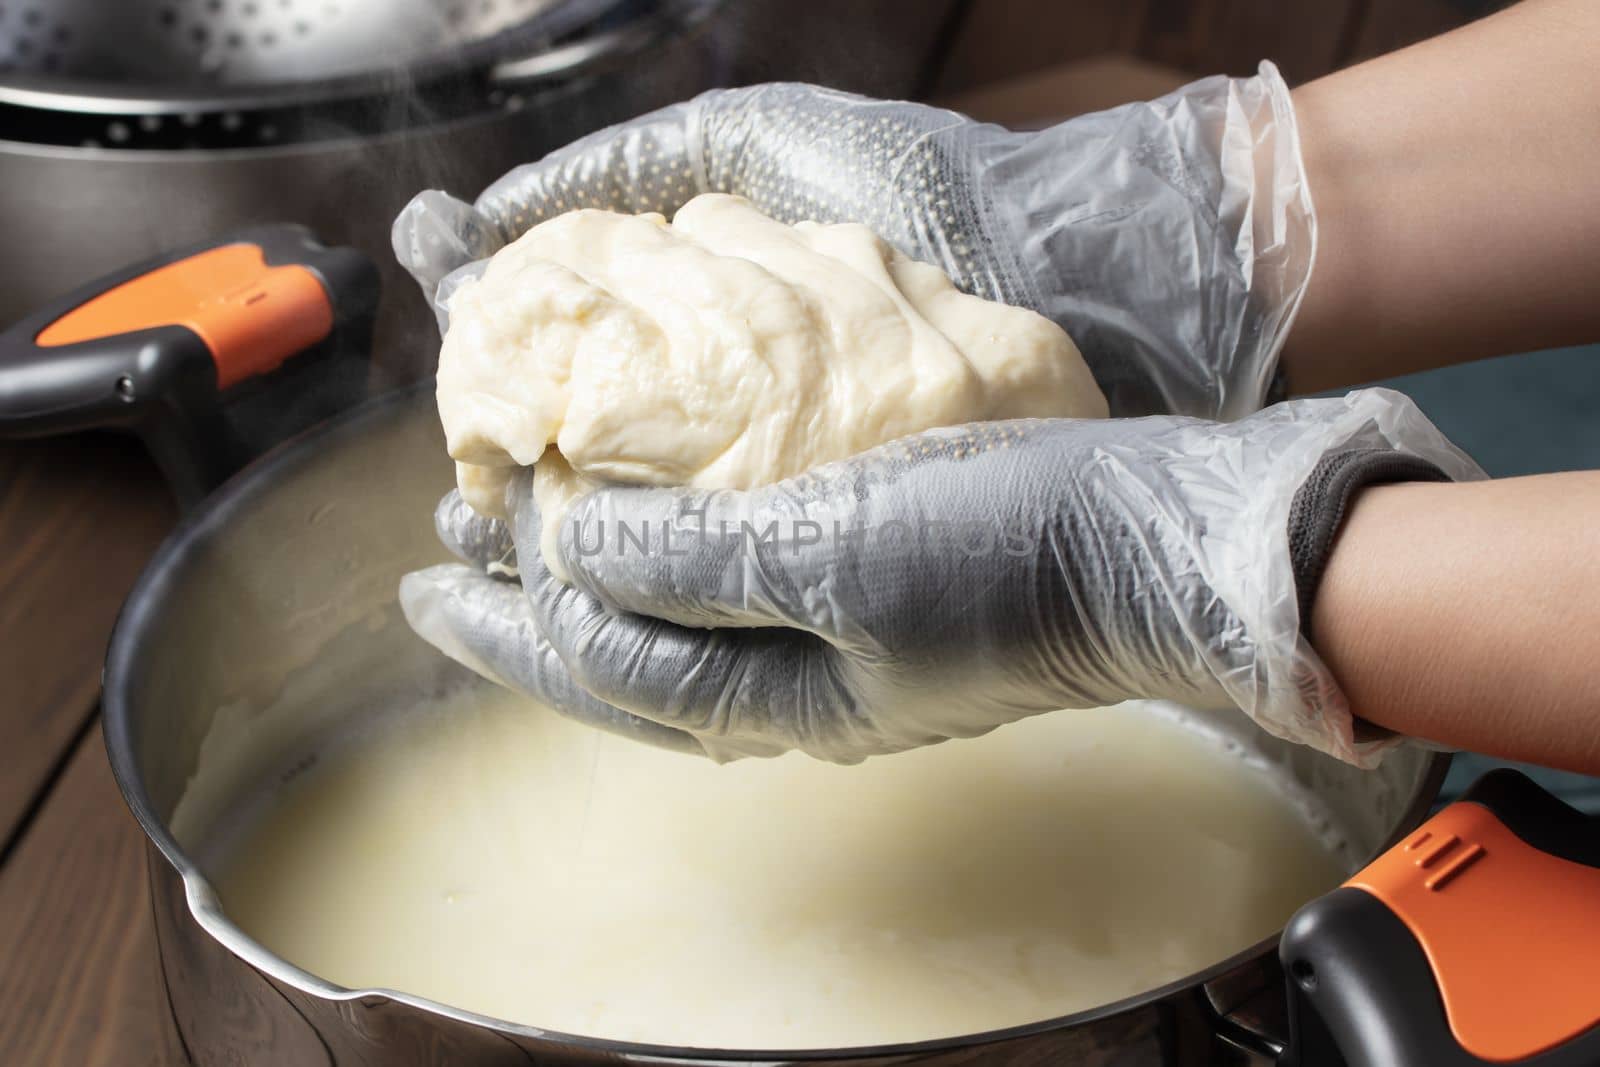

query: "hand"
(393, 71), (1314, 419)
(400, 390), (1479, 766)
(403, 491), (710, 758)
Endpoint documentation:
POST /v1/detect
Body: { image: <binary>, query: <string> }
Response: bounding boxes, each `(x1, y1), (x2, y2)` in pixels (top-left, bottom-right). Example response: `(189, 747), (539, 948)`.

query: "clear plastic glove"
(393, 68), (1314, 419)
(400, 389), (1481, 767)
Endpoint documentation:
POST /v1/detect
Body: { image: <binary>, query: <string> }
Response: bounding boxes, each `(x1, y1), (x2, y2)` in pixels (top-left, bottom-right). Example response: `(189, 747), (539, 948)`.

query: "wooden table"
(0, 433), (185, 1065)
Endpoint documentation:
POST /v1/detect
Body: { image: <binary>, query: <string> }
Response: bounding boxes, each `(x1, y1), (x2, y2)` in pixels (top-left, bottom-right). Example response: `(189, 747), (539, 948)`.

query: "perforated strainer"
(0, 0), (716, 149)
(0, 0), (613, 87)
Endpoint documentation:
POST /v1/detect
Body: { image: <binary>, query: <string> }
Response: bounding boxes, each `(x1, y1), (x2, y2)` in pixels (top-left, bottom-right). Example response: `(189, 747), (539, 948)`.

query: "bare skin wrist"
(1311, 474), (1600, 774)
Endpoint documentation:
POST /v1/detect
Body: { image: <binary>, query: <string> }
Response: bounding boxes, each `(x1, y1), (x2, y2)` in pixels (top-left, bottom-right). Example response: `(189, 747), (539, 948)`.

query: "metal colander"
(0, 0), (711, 149)
(0, 0), (617, 87)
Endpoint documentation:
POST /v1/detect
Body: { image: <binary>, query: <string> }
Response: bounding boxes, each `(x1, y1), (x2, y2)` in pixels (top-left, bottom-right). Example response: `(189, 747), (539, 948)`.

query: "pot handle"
(487, 0), (720, 88)
(1279, 769), (1600, 1067)
(0, 224), (377, 510)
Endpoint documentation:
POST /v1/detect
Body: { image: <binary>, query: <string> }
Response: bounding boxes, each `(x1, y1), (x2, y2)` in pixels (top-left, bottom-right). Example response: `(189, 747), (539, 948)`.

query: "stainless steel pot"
(100, 382), (1451, 1066)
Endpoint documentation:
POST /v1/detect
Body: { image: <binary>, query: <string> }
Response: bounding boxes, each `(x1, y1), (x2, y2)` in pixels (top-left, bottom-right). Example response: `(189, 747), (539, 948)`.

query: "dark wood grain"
(934, 0), (1151, 96)
(1347, 0), (1506, 63)
(940, 55), (1192, 129)
(1137, 0), (1361, 83)
(0, 434), (179, 1062)
(722, 0), (966, 100)
(0, 721), (185, 1065)
(0, 434), (174, 851)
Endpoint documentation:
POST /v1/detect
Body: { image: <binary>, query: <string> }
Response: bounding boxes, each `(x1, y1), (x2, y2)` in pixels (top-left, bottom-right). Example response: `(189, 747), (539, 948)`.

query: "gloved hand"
(400, 389), (1481, 767)
(393, 69), (1314, 419)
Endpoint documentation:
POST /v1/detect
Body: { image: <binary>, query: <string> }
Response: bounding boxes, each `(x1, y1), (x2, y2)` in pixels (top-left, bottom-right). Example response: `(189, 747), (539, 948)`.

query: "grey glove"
(401, 390), (1481, 767)
(394, 68), (1314, 419)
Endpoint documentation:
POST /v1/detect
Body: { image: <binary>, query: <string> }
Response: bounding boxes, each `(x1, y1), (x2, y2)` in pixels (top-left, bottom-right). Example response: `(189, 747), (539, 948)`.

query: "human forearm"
(1285, 0), (1600, 393)
(1311, 471), (1600, 772)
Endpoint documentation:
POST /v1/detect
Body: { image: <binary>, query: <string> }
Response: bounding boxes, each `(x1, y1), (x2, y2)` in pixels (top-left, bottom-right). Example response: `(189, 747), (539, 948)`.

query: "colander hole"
(259, 30), (277, 45)
(14, 38), (30, 56)
(226, 31), (242, 47)
(258, 123), (278, 141)
(220, 111), (242, 130)
(191, 24), (209, 44)
(22, 7), (39, 26)
(242, 1), (258, 16)
(294, 19), (309, 34)
(139, 114), (161, 131)
(206, 0), (222, 10)
(52, 24), (67, 41)
(179, 111), (201, 127)
(106, 121), (131, 143)
(41, 52), (59, 70)
(158, 7), (178, 27)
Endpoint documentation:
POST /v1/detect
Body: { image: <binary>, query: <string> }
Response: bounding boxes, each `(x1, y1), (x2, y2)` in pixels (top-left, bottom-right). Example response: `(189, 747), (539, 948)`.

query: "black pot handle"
(0, 224), (377, 509)
(1280, 769), (1600, 1067)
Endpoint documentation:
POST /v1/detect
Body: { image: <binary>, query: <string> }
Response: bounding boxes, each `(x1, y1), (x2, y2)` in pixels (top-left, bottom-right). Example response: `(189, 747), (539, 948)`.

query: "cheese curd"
(436, 194), (1106, 573)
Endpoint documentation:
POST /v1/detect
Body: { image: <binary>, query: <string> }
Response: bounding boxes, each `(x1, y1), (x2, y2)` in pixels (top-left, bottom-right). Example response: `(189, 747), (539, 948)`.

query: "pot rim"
(101, 383), (1452, 1062)
(0, 90), (553, 163)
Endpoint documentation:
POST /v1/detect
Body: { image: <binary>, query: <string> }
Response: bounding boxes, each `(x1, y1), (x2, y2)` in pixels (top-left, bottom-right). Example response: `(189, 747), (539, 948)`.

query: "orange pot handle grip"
(1281, 769), (1600, 1066)
(34, 242), (336, 390)
(0, 224), (376, 507)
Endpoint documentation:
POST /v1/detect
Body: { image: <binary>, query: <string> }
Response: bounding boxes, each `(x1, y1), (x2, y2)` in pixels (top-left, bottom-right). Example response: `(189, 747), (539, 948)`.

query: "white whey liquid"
(214, 688), (1342, 1048)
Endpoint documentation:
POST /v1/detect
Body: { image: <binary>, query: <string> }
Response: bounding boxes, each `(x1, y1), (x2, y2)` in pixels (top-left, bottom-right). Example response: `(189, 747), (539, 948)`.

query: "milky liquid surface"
(215, 688), (1343, 1048)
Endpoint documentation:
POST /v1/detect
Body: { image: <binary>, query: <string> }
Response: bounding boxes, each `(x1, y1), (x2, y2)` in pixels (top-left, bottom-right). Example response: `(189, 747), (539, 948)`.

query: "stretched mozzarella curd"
(435, 193), (1107, 576)
(214, 688), (1342, 1048)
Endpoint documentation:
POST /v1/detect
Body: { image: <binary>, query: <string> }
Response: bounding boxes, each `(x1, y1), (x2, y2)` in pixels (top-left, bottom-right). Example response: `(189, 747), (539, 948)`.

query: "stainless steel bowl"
(102, 384), (1446, 1066)
(0, 0), (621, 92)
